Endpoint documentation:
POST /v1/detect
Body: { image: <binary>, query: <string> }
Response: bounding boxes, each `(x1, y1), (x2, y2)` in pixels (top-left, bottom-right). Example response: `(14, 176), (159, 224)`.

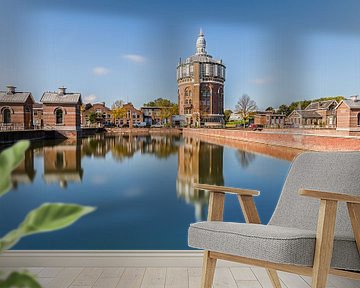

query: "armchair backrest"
(269, 152), (360, 238)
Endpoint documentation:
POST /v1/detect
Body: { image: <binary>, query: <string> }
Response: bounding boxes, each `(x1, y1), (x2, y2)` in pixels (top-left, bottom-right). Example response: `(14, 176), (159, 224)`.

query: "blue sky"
(1, 0), (360, 110)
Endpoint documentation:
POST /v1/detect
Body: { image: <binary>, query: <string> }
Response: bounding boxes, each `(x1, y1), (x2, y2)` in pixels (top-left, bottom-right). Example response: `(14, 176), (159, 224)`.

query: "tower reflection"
(177, 137), (224, 221)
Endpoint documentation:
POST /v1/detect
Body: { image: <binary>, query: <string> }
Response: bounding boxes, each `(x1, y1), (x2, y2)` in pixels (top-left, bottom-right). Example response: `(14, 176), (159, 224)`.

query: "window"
(3, 108), (11, 123)
(55, 152), (65, 169)
(358, 113), (360, 126)
(56, 108), (63, 124)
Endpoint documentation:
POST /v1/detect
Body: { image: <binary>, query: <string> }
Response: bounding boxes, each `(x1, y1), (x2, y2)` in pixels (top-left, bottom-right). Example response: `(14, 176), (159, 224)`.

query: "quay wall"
(183, 128), (360, 151)
(105, 127), (182, 136)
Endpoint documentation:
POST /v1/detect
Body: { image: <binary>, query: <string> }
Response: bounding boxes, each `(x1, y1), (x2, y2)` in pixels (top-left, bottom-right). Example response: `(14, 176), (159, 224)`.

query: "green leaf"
(0, 141), (30, 197)
(0, 271), (41, 288)
(0, 203), (95, 251)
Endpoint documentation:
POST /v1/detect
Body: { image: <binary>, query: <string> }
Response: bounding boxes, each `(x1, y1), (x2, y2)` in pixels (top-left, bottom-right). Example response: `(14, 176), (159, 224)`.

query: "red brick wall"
(43, 104), (81, 129)
(0, 100), (33, 129)
(183, 128), (360, 151)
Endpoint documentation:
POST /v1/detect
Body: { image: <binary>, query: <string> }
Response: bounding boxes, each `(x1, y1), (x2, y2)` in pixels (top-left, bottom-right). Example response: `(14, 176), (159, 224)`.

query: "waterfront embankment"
(105, 127), (182, 136)
(183, 128), (360, 151)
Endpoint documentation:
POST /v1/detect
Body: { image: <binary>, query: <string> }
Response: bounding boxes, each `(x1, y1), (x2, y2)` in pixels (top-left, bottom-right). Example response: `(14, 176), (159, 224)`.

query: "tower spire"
(196, 28), (206, 55)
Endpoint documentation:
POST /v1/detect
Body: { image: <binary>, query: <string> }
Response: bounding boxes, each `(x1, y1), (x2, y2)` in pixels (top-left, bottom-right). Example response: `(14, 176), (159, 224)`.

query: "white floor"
(0, 251), (359, 288)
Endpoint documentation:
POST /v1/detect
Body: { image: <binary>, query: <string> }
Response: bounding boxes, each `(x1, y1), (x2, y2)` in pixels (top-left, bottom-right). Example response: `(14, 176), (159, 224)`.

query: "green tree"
(224, 109), (233, 123)
(235, 94), (257, 127)
(278, 104), (290, 115)
(88, 111), (97, 124)
(265, 106), (275, 112)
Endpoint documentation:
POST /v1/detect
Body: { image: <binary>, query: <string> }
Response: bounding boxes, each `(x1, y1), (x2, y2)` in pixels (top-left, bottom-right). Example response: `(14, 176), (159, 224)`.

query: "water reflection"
(176, 137), (224, 221)
(43, 142), (83, 188)
(11, 148), (36, 188)
(5, 134), (297, 220)
(236, 150), (256, 168)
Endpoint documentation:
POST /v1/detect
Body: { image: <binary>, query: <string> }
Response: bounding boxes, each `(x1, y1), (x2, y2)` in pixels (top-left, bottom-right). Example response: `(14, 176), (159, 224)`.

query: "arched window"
(55, 108), (63, 124)
(3, 108), (11, 124)
(358, 113), (360, 126)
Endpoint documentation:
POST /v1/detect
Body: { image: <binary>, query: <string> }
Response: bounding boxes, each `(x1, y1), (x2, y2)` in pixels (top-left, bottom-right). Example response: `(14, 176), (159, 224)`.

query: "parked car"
(135, 122), (147, 128)
(249, 124), (263, 131)
(151, 123), (163, 128)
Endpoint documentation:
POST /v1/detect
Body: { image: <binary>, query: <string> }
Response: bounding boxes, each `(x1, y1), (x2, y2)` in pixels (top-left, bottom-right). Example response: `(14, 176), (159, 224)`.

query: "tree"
(224, 109), (233, 123)
(111, 107), (127, 125)
(278, 104), (290, 115)
(235, 94), (257, 127)
(143, 98), (173, 107)
(265, 106), (275, 112)
(112, 100), (125, 109)
(88, 112), (97, 124)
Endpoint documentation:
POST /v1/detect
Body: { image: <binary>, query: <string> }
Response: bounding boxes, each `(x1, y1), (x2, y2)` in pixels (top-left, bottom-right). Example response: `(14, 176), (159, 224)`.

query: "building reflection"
(11, 148), (36, 188)
(43, 142), (83, 188)
(236, 150), (256, 168)
(176, 137), (224, 221)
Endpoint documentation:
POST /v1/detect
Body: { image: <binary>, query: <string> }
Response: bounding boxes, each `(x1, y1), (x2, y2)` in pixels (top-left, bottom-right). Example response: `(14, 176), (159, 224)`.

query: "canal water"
(0, 134), (295, 249)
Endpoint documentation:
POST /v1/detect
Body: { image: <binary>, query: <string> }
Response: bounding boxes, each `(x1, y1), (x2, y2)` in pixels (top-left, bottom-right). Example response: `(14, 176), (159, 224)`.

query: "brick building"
(0, 86), (35, 130)
(287, 100), (338, 128)
(336, 95), (360, 133)
(82, 102), (112, 127)
(254, 111), (286, 128)
(33, 103), (43, 129)
(41, 87), (82, 137)
(177, 30), (226, 127)
(114, 103), (143, 127)
(287, 110), (322, 127)
(141, 106), (171, 125)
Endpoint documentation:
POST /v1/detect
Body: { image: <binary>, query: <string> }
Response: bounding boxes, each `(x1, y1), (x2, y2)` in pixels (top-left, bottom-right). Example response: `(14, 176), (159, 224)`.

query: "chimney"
(6, 85), (16, 94)
(58, 87), (66, 95)
(350, 95), (358, 102)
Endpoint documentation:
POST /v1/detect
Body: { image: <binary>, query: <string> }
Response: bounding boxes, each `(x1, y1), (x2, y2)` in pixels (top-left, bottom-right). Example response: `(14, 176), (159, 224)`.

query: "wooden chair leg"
(311, 200), (337, 288)
(266, 269), (282, 288)
(201, 251), (217, 288)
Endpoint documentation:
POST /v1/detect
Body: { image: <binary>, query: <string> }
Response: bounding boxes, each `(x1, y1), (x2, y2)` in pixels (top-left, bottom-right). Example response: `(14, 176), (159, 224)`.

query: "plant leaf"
(0, 271), (41, 288)
(0, 141), (30, 197)
(0, 203), (95, 251)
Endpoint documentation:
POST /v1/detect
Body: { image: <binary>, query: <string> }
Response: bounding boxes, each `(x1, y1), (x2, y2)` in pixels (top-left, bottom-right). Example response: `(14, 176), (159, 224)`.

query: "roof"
(0, 91), (34, 104)
(290, 110), (322, 118)
(41, 92), (82, 104)
(305, 100), (338, 110)
(33, 103), (43, 109)
(337, 99), (360, 109)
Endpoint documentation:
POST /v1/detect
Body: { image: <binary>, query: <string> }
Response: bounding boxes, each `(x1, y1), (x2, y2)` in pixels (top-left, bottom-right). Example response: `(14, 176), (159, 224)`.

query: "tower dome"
(196, 29), (207, 55)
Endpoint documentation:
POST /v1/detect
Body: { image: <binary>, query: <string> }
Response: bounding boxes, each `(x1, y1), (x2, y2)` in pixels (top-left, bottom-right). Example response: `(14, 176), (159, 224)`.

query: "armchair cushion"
(188, 221), (360, 272)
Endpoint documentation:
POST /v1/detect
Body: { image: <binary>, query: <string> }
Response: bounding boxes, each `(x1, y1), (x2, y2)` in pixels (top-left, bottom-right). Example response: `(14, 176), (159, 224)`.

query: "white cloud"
(122, 54), (146, 63)
(92, 66), (110, 76)
(249, 77), (273, 85)
(84, 94), (97, 103)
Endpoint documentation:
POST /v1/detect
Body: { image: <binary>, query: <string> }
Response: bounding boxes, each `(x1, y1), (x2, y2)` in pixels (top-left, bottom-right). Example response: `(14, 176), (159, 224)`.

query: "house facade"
(0, 86), (35, 130)
(141, 106), (163, 125)
(41, 87), (82, 137)
(114, 103), (143, 127)
(82, 102), (112, 127)
(336, 95), (360, 133)
(287, 100), (338, 128)
(254, 111), (286, 128)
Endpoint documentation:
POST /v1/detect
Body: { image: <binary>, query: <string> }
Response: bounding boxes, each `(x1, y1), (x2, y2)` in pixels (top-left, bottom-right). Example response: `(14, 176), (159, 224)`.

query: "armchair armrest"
(299, 189), (360, 204)
(193, 183), (260, 197)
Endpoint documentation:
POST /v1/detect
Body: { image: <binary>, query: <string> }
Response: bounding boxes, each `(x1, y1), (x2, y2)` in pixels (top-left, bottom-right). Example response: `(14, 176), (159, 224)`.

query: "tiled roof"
(290, 110), (322, 118)
(0, 91), (34, 103)
(305, 100), (337, 110)
(41, 92), (82, 104)
(342, 99), (360, 109)
(296, 110), (322, 118)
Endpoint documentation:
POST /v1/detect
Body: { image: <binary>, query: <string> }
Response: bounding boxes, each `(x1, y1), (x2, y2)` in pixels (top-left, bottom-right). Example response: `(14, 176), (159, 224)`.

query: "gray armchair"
(188, 152), (360, 288)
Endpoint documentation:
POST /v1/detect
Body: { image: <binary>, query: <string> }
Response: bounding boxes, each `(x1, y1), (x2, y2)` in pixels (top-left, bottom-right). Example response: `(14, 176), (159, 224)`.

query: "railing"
(0, 123), (25, 131)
